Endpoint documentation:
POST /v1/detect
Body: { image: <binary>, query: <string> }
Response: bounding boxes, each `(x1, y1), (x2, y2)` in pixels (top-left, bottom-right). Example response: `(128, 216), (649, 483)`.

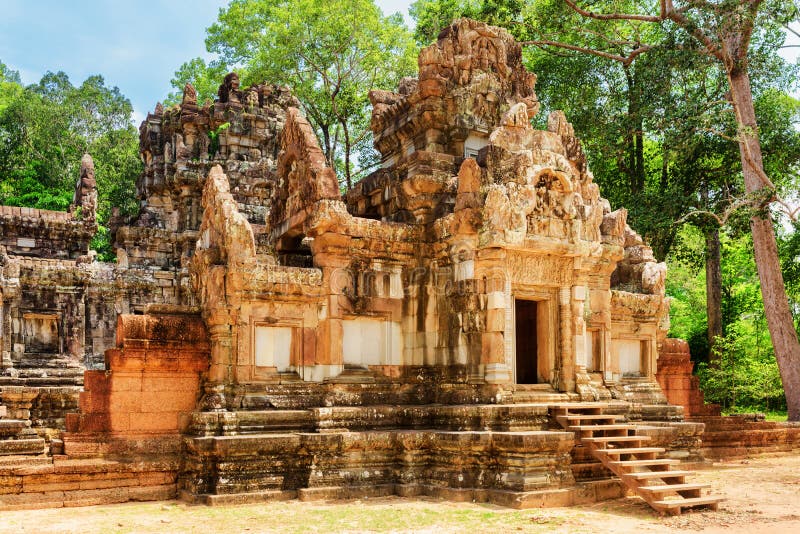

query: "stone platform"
(690, 414), (800, 459)
(175, 401), (703, 508)
(0, 456), (176, 511)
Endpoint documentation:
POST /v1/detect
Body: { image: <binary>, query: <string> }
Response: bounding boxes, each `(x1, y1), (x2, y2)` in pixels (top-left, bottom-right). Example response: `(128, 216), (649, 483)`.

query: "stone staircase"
(0, 392), (47, 458)
(552, 403), (723, 516)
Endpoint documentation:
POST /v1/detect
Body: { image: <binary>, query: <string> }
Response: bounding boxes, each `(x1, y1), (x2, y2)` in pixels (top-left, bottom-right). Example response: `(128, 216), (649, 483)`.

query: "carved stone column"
(557, 287), (574, 392)
(482, 278), (511, 384)
(201, 323), (233, 411)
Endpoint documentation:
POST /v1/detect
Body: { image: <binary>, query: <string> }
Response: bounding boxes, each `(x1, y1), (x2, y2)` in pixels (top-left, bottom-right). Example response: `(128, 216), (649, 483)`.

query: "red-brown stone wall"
(65, 314), (209, 439)
(655, 338), (720, 417)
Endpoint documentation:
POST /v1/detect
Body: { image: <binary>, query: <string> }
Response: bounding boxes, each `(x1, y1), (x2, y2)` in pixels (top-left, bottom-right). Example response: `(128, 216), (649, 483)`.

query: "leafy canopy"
(0, 67), (140, 259)
(172, 0), (417, 188)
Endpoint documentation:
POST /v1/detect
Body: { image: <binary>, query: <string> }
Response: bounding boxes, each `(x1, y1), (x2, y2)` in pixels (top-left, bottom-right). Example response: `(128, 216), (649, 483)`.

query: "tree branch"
(562, 0), (664, 22)
(662, 1), (725, 60)
(520, 39), (651, 66)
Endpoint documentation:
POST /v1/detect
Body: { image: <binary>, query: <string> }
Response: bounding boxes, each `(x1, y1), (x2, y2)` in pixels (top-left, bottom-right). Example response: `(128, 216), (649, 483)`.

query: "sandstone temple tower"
(0, 20), (726, 514)
(184, 17), (670, 404)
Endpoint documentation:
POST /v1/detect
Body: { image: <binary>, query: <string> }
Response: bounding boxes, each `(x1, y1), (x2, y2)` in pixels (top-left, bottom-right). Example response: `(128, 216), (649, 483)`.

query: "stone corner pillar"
(557, 287), (575, 392)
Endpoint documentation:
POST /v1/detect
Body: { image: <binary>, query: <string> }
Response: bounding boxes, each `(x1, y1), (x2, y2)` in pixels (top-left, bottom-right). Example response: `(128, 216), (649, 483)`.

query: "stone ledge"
(0, 483), (175, 511)
(183, 479), (625, 509)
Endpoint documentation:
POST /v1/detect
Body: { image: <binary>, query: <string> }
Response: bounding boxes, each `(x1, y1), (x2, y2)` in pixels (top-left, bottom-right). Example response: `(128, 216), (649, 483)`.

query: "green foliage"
(0, 61), (23, 113)
(208, 122), (230, 159)
(167, 58), (229, 106)
(410, 0), (469, 45)
(0, 61), (21, 84)
(665, 225), (711, 359)
(175, 0), (417, 188)
(0, 67), (141, 256)
(667, 224), (793, 411)
(410, 0), (524, 45)
(778, 220), (800, 337)
(697, 329), (785, 412)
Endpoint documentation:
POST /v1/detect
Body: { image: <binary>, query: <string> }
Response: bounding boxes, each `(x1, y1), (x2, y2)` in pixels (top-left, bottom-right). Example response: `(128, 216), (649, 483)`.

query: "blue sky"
(0, 0), (414, 124)
(1, 1), (796, 126)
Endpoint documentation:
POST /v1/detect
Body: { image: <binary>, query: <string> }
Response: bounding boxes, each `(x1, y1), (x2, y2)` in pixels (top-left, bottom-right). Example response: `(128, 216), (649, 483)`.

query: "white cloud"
(130, 110), (146, 128)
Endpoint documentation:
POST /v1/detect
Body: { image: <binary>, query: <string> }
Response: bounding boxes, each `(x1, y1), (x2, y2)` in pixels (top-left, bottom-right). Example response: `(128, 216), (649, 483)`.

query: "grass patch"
(721, 408), (788, 422)
(29, 499), (570, 533)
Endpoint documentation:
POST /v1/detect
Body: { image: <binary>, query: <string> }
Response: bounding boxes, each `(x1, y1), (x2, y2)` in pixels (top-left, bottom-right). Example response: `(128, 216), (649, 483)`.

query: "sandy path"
(2, 454), (798, 533)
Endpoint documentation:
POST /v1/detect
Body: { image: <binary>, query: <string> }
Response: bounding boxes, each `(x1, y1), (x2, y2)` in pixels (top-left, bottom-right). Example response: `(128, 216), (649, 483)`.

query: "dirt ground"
(2, 454), (799, 534)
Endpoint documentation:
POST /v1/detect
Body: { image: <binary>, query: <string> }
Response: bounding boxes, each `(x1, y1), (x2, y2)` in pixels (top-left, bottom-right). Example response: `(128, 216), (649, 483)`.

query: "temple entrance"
(514, 299), (539, 384)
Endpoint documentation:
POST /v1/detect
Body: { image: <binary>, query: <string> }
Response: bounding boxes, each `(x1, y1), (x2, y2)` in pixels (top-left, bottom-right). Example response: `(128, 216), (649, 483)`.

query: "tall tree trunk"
(623, 66), (642, 193)
(728, 68), (800, 421)
(320, 124), (333, 168)
(706, 227), (723, 358)
(341, 119), (352, 190)
(634, 121), (644, 191)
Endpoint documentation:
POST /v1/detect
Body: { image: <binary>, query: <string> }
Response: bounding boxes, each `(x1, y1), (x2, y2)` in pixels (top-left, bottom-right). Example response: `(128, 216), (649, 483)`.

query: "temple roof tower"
(347, 19), (539, 223)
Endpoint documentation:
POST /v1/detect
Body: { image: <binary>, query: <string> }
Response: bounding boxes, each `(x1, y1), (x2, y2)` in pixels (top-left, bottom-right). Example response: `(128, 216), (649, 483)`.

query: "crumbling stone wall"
(0, 207), (94, 260)
(132, 80), (299, 269)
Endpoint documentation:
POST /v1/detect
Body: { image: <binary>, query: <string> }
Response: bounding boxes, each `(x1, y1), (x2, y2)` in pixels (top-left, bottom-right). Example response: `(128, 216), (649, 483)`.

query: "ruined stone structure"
(0, 19), (762, 513)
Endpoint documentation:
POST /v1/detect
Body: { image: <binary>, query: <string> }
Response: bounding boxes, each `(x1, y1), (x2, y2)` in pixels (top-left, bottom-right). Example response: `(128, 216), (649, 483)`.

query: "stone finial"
(500, 102), (530, 128)
(182, 83), (198, 107)
(245, 89), (259, 108)
(154, 102), (164, 116)
(218, 72), (241, 104)
(547, 111), (573, 137)
(80, 153), (96, 185)
(73, 153), (98, 223)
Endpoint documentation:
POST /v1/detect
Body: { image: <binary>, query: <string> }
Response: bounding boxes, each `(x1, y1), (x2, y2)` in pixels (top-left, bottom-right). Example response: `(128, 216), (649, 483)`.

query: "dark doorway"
(515, 299), (539, 384)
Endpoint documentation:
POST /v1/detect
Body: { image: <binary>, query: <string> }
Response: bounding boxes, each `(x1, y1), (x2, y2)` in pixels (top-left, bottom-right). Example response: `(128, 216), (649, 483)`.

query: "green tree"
(0, 69), (141, 257)
(410, 0), (525, 44)
(0, 61), (23, 113)
(410, 0), (470, 44)
(668, 226), (787, 412)
(177, 0), (417, 188)
(533, 0), (800, 420)
(166, 57), (229, 106)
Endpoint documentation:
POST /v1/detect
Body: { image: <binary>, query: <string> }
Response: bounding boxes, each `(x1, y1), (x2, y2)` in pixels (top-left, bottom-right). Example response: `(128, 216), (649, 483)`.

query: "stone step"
(652, 495), (723, 511)
(0, 438), (47, 456)
(551, 403), (634, 415)
(623, 470), (695, 480)
(550, 402), (611, 409)
(557, 403), (723, 516)
(558, 415), (621, 427)
(609, 459), (680, 468)
(0, 483), (176, 511)
(0, 455), (52, 469)
(559, 414), (622, 421)
(595, 447), (665, 455)
(569, 424), (635, 432)
(638, 483), (711, 495)
(583, 436), (651, 444)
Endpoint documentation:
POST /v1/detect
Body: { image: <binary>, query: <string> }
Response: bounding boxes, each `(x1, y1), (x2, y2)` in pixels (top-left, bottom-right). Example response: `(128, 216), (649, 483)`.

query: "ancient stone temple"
(0, 19), (738, 514)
